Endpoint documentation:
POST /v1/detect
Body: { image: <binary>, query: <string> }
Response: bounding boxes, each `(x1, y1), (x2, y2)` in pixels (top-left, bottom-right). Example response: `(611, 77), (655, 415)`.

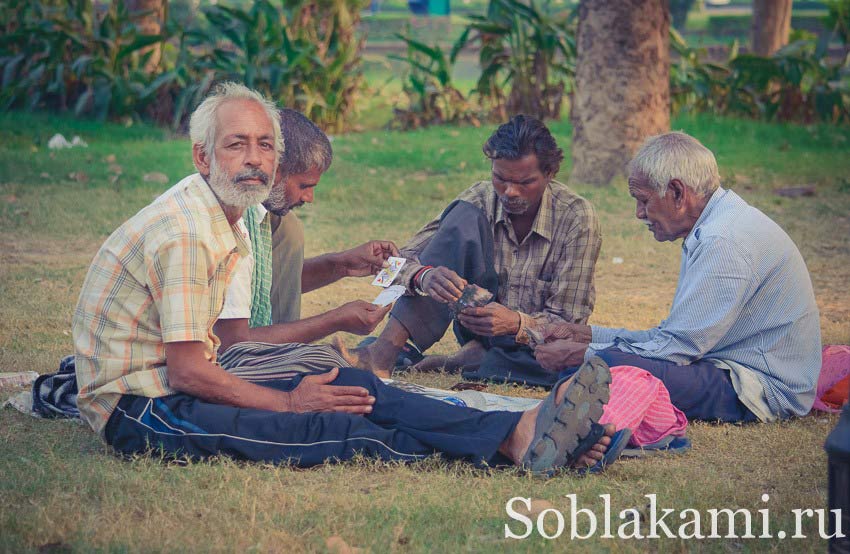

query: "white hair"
(628, 132), (721, 198)
(188, 82), (284, 162)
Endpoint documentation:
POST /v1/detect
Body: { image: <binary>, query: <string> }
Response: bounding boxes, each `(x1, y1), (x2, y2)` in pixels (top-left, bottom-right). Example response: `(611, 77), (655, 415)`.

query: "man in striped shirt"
(532, 132), (822, 423)
(72, 82), (614, 470)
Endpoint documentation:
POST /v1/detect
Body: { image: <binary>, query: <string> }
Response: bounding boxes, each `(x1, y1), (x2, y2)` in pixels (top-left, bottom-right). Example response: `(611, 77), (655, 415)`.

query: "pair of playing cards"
(371, 257), (406, 306)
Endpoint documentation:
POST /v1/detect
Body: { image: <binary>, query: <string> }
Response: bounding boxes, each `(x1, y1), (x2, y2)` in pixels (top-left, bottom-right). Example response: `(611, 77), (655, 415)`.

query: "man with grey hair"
(71, 83), (615, 471)
(532, 131), (822, 423)
(214, 108), (399, 352)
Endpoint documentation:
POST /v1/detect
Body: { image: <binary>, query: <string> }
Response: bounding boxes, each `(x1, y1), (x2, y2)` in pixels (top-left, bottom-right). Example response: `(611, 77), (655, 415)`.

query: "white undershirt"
(219, 204), (267, 320)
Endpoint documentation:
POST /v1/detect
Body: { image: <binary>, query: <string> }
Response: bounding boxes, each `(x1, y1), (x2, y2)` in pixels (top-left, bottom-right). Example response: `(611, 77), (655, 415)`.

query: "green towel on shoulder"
(243, 206), (273, 328)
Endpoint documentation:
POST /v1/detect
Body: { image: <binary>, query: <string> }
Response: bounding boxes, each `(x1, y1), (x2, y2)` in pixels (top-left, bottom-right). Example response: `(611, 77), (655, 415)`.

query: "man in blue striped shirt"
(532, 132), (822, 423)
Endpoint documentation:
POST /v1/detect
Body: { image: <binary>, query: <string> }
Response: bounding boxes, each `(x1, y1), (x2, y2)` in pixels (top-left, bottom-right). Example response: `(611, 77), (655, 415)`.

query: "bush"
(0, 0), (368, 132)
(671, 29), (850, 124)
(0, 0), (167, 120)
(389, 30), (485, 129)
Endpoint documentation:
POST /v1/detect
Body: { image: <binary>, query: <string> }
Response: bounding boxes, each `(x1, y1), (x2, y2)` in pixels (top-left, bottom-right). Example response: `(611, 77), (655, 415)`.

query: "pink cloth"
(600, 365), (688, 447)
(813, 345), (850, 413)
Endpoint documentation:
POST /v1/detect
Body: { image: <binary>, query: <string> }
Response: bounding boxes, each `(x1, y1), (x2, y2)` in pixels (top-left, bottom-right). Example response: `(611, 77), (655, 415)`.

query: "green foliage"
(461, 0), (576, 121)
(182, 0), (367, 134)
(389, 29), (484, 129)
(825, 0), (850, 44)
(0, 0), (368, 132)
(0, 0), (167, 121)
(671, 29), (850, 124)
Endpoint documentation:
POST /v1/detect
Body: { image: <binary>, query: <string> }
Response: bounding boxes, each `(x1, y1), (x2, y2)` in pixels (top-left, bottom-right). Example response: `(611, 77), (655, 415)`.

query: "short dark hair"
(482, 114), (563, 176)
(278, 108), (333, 177)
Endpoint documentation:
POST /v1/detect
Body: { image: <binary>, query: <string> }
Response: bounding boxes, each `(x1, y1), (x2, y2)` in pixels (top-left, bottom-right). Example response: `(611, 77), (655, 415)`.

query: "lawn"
(1, 110), (849, 552)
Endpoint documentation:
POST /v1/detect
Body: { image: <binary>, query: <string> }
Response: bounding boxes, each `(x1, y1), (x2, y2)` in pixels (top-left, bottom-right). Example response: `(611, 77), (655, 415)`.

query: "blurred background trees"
(1, 0), (848, 183)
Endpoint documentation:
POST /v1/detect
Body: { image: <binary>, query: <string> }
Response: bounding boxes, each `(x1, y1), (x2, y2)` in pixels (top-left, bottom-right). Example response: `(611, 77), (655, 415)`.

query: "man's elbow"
(166, 364), (203, 394)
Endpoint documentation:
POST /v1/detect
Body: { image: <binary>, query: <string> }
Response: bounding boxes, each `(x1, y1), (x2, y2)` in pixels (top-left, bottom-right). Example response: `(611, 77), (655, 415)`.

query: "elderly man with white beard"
(71, 82), (614, 471)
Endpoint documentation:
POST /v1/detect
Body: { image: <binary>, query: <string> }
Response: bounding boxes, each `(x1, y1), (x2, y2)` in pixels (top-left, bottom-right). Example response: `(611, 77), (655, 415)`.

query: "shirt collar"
(683, 186), (727, 253)
(189, 173), (251, 258)
(494, 183), (553, 242)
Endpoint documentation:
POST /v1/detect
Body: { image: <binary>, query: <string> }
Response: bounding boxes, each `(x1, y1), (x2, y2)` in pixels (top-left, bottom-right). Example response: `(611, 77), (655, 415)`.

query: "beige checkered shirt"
(72, 174), (250, 436)
(397, 180), (601, 344)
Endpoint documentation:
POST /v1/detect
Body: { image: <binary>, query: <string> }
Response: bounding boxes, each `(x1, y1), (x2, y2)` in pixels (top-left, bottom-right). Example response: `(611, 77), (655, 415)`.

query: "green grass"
(1, 110), (849, 552)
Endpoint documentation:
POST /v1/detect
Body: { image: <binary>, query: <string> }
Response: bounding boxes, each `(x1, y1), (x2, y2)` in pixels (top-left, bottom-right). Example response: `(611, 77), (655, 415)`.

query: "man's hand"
(534, 340), (588, 372)
(457, 303), (521, 337)
(421, 266), (467, 303)
(339, 241), (400, 277)
(542, 322), (593, 344)
(333, 300), (392, 335)
(286, 367), (375, 414)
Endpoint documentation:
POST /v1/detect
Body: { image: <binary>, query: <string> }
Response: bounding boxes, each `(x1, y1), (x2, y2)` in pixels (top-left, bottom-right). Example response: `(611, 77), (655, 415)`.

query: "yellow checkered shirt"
(72, 174), (250, 436)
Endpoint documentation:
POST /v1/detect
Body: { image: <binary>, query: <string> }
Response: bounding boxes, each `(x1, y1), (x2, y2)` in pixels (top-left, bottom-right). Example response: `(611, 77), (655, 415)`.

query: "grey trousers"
(392, 200), (559, 388)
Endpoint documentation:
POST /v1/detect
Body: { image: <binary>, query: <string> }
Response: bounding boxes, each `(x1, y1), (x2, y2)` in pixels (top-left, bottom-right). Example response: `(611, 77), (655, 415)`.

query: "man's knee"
(331, 367), (382, 393)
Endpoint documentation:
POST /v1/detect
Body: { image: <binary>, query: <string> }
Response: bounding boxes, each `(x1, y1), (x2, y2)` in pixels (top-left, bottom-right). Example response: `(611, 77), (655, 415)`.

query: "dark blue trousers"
(103, 367), (522, 467)
(593, 347), (759, 423)
(391, 200), (557, 388)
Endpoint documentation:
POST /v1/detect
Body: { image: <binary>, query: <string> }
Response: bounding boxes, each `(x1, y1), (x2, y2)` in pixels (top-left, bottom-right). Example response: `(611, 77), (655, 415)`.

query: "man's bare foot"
(331, 336), (392, 378)
(499, 357), (612, 474)
(412, 340), (486, 373)
(331, 318), (412, 378)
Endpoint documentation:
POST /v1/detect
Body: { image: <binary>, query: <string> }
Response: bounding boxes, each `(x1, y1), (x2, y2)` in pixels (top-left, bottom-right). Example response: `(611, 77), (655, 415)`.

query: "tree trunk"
(569, 0), (670, 186)
(751, 0), (793, 57)
(123, 0), (166, 72)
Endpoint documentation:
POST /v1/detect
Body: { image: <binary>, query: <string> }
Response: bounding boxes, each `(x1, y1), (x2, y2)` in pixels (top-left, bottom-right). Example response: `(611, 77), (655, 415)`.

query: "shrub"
(671, 29), (850, 124)
(389, 29), (485, 129)
(0, 0), (368, 132)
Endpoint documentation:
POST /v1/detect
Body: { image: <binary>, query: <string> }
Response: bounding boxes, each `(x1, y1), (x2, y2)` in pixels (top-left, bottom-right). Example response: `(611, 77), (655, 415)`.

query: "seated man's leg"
(594, 347), (758, 423)
(269, 211), (305, 324)
(104, 364), (614, 470)
(103, 378), (516, 467)
(455, 329), (559, 388)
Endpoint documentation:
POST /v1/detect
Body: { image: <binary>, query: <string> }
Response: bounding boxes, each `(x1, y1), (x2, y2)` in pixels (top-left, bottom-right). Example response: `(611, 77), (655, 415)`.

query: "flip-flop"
(520, 356), (611, 476)
(579, 428), (633, 475)
(621, 436), (691, 458)
(356, 337), (424, 369)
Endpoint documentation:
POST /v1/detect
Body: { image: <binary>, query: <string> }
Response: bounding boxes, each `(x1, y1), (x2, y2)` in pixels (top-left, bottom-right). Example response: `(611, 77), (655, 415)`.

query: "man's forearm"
(246, 310), (343, 344)
(167, 347), (291, 412)
(301, 252), (344, 293)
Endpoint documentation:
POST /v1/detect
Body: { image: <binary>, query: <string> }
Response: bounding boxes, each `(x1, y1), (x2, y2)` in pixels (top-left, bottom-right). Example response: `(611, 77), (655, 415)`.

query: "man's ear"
(668, 178), (687, 207)
(192, 143), (212, 177)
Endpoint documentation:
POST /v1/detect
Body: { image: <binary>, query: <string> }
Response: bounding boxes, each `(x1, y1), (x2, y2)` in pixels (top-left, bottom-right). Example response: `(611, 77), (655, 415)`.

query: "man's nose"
(302, 189), (314, 204)
(636, 204), (646, 219)
(244, 143), (262, 166)
(504, 184), (521, 197)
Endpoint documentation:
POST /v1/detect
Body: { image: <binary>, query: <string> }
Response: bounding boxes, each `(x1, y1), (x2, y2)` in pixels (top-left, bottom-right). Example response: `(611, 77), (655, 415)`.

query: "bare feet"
(412, 340), (486, 373)
(332, 336), (392, 378)
(331, 318), (412, 378)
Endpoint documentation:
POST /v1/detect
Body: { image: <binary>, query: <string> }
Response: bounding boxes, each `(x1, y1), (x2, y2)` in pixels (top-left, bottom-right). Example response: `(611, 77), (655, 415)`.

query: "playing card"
(372, 284), (406, 307)
(371, 256), (406, 288)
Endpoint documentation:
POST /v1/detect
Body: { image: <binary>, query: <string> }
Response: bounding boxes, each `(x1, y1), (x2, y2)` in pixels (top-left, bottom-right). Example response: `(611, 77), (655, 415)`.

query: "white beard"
(207, 159), (273, 210)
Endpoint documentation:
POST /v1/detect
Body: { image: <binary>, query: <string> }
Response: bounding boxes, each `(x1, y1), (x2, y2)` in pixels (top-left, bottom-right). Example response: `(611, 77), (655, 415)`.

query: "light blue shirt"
(588, 187), (822, 419)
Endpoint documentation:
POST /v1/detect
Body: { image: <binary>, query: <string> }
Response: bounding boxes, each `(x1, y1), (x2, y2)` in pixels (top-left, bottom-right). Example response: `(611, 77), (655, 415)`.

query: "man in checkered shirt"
(340, 115), (602, 387)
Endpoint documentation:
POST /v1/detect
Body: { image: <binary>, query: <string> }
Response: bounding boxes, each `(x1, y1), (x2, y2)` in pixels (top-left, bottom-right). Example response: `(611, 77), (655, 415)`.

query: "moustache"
(499, 195), (530, 212)
(234, 168), (270, 185)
